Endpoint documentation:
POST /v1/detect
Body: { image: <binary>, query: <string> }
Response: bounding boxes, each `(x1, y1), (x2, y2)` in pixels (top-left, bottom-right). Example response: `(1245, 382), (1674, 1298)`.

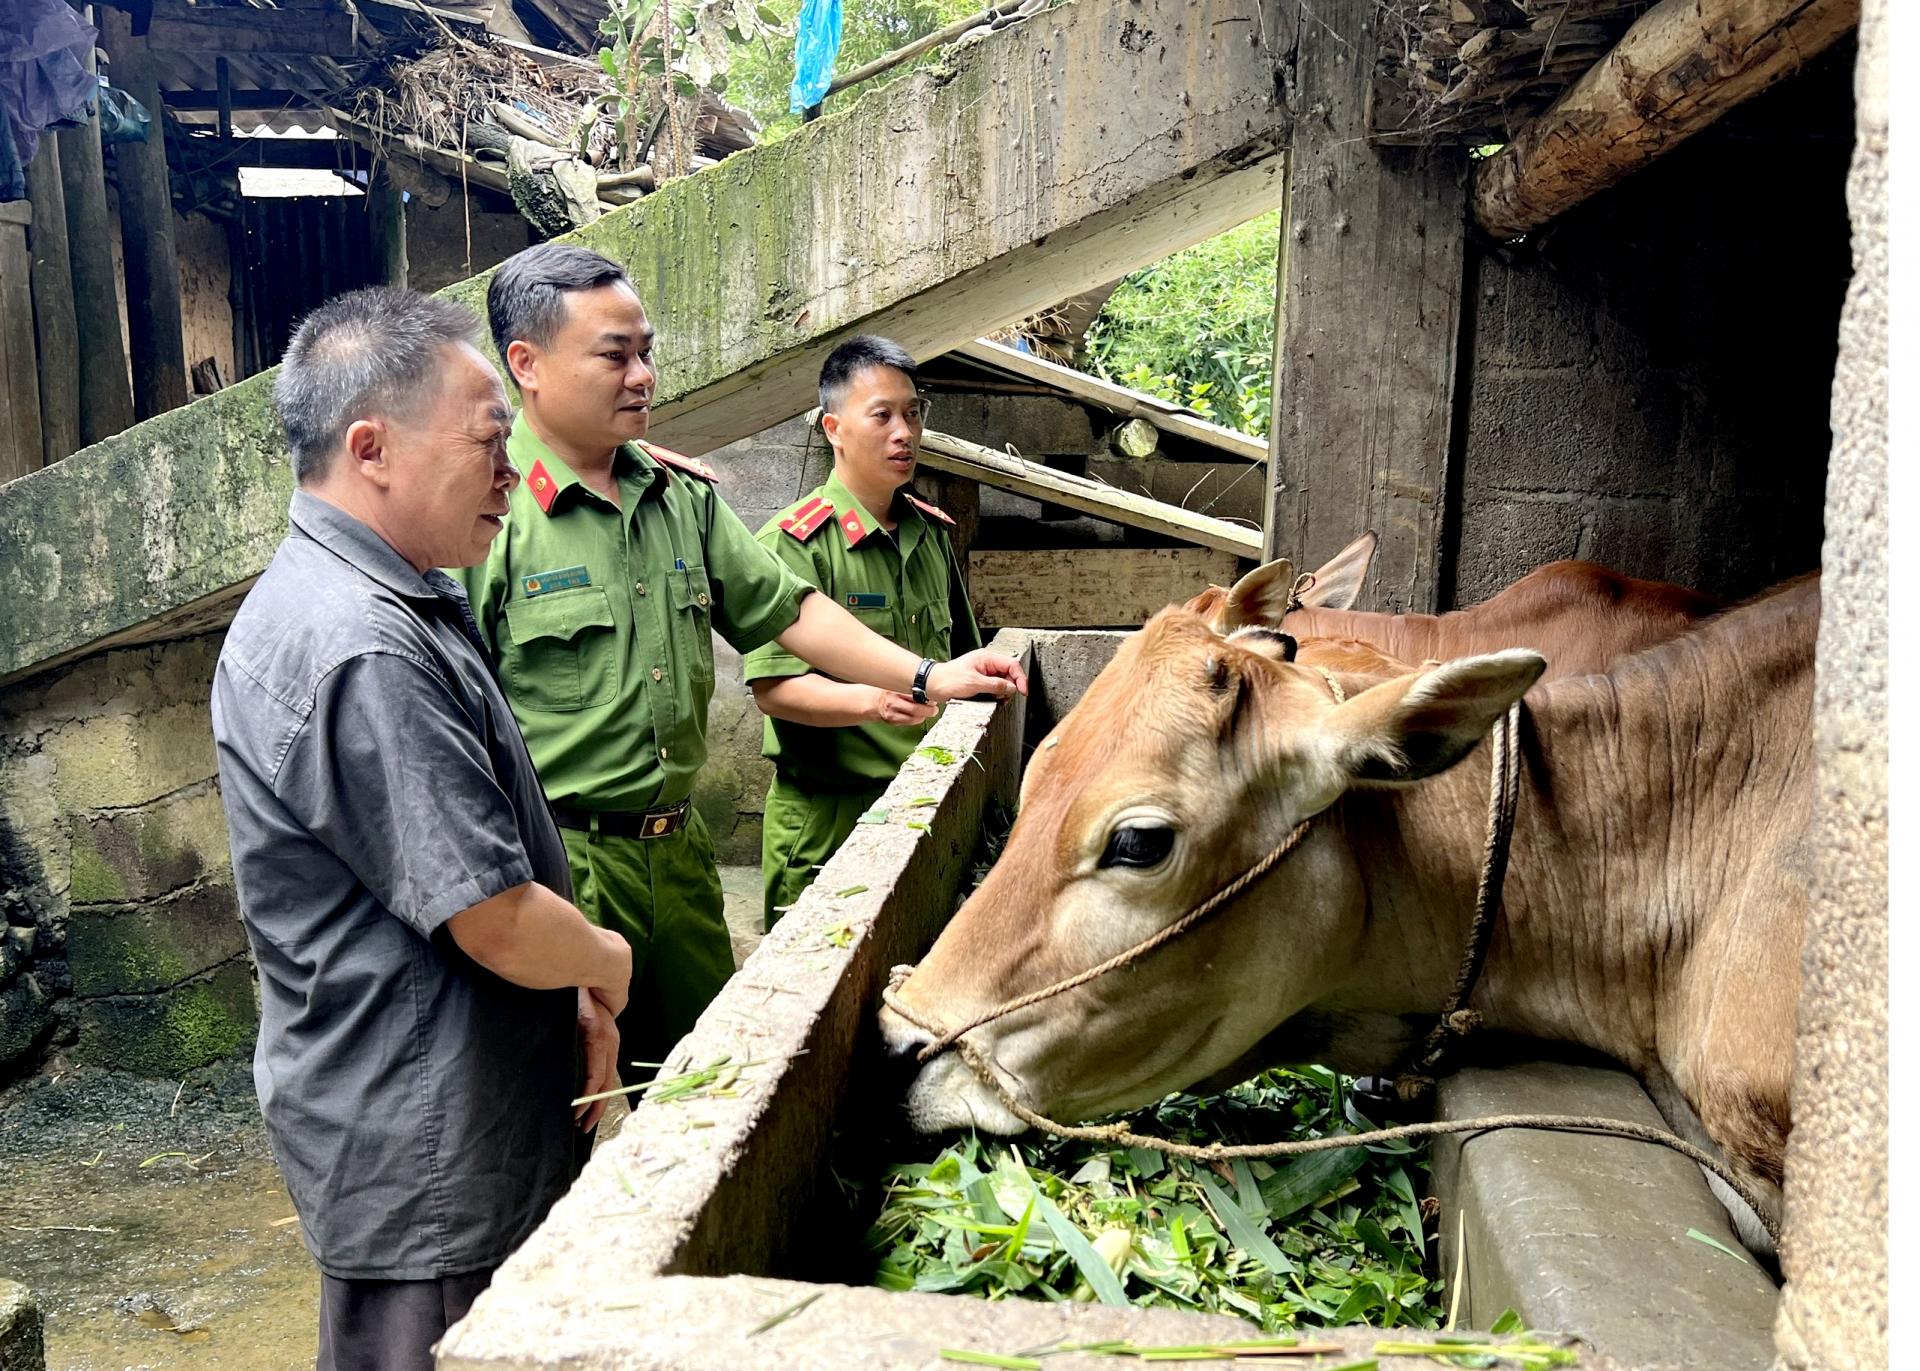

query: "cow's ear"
(1297, 531), (1376, 611)
(1322, 650), (1544, 785)
(1182, 584), (1231, 633)
(1222, 558), (1296, 631)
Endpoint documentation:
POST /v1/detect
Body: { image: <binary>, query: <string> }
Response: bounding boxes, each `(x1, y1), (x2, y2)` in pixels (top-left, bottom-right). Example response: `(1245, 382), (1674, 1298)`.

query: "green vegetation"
(1082, 212), (1284, 439)
(866, 1065), (1444, 1330)
(724, 0), (984, 141)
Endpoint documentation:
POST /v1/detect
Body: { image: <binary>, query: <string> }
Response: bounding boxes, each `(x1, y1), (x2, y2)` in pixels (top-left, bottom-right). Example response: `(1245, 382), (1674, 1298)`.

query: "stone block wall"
(0, 635), (254, 1082)
(1449, 44), (1857, 607)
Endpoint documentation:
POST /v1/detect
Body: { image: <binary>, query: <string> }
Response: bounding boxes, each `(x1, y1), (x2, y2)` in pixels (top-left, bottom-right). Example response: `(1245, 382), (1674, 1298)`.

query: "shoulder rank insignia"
(903, 491), (957, 527)
(839, 507), (873, 546)
(527, 459), (560, 515)
(779, 496), (835, 541)
(642, 442), (720, 482)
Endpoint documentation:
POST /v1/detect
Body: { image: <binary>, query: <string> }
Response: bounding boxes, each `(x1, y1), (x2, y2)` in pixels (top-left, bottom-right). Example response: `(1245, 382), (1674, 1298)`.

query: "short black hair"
(818, 335), (920, 415)
(486, 243), (633, 375)
(274, 287), (483, 484)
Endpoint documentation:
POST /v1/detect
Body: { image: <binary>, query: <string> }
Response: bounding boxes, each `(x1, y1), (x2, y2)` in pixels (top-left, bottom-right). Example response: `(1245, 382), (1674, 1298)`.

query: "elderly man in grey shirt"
(211, 288), (632, 1371)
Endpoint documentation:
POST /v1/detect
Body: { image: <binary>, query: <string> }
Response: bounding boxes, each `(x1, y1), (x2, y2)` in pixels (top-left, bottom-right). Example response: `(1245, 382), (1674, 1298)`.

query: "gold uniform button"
(910, 613), (918, 624)
(658, 746), (670, 760)
(696, 593), (709, 607)
(651, 668), (663, 682)
(636, 582), (647, 595)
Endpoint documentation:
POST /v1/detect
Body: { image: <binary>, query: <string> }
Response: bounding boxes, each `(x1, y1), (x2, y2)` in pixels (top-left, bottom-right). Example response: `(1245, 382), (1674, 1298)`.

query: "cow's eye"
(1099, 825), (1176, 870)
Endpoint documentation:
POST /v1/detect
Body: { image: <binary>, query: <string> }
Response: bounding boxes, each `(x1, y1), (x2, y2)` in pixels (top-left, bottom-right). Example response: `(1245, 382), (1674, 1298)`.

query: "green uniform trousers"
(761, 772), (886, 931)
(560, 810), (734, 1087)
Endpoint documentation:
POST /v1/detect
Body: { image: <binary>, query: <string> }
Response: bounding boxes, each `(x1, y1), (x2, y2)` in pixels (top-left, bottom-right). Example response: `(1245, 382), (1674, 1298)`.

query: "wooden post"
(101, 7), (190, 420)
(217, 56), (251, 380)
(0, 203), (45, 484)
(369, 166), (408, 288)
(1264, 0), (1467, 614)
(57, 7), (136, 445)
(24, 143), (82, 465)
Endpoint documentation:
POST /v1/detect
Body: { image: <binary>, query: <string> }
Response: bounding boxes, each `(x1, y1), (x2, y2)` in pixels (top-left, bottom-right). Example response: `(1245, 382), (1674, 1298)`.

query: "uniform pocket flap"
(669, 565), (714, 612)
(504, 587), (615, 646)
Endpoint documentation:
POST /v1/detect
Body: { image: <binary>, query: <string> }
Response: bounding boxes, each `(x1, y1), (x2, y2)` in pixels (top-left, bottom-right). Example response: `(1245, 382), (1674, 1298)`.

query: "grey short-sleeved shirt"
(211, 491), (576, 1281)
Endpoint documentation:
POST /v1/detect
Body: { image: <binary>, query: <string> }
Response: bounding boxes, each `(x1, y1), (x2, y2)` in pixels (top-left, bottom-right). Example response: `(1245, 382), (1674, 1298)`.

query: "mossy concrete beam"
(0, 0), (1292, 687)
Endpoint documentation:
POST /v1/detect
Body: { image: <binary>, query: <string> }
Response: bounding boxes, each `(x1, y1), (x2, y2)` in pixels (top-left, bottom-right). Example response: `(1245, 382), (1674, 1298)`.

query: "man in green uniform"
(745, 337), (983, 929)
(458, 245), (1027, 1086)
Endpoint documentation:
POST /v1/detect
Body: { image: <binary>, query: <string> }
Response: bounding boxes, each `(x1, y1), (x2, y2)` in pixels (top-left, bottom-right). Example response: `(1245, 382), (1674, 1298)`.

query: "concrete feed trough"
(439, 628), (1756, 1371)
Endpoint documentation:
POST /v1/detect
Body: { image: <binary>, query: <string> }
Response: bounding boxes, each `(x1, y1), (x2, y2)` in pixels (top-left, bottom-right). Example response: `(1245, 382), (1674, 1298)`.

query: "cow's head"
(880, 591), (1542, 1134)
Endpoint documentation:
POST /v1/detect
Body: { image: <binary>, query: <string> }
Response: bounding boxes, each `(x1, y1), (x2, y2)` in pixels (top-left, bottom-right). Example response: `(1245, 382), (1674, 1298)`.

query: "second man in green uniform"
(746, 338), (984, 929)
(458, 247), (1026, 1088)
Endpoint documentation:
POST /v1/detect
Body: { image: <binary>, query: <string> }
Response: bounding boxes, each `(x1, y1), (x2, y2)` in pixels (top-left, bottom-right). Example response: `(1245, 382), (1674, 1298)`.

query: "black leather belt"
(550, 799), (691, 840)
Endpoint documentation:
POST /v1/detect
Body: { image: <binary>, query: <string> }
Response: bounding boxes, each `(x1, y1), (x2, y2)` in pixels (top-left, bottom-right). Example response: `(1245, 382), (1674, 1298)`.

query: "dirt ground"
(0, 867), (767, 1370)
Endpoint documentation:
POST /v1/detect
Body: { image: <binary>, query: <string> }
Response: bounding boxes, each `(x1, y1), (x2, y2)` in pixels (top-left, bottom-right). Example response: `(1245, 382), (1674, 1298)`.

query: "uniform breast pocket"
(918, 600), (955, 659)
(669, 564), (716, 683)
(504, 588), (618, 712)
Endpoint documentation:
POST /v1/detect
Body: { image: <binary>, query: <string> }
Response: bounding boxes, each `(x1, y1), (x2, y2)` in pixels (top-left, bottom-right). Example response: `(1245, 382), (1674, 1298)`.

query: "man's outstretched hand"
(925, 649), (1029, 704)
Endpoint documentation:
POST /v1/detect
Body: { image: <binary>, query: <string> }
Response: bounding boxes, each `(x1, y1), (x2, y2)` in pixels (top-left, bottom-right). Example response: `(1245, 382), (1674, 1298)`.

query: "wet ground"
(0, 867), (767, 1370)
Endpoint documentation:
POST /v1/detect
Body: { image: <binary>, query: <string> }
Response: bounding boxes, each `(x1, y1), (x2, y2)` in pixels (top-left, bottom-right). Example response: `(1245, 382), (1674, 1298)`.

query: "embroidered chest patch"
(845, 592), (889, 610)
(522, 566), (591, 597)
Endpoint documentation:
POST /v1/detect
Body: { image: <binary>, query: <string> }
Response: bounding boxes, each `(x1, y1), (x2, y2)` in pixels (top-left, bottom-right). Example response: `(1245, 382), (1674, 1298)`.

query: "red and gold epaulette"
(527, 459), (560, 515)
(838, 506), (875, 546)
(903, 492), (956, 527)
(779, 497), (836, 541)
(642, 442), (720, 482)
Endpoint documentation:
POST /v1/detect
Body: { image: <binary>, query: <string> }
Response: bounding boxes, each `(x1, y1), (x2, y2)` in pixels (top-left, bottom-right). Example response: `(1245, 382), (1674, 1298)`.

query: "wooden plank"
(1473, 0), (1859, 240)
(968, 548), (1241, 628)
(25, 141), (82, 465)
(0, 220), (45, 484)
(102, 10), (191, 421)
(954, 338), (1269, 464)
(918, 430), (1262, 558)
(1265, 0), (1467, 614)
(370, 167), (408, 287)
(146, 2), (357, 55)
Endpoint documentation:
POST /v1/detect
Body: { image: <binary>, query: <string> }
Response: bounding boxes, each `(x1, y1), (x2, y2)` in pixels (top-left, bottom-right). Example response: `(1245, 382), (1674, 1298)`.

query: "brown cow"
(1197, 532), (1723, 680)
(882, 574), (1816, 1248)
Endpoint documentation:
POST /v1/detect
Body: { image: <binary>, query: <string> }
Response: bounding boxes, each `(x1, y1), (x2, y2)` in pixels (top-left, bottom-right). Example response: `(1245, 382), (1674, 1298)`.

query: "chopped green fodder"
(867, 1066), (1443, 1331)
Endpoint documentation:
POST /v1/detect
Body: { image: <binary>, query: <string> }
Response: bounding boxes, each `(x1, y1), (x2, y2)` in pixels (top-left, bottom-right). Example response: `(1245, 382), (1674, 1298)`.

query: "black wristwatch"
(911, 658), (937, 706)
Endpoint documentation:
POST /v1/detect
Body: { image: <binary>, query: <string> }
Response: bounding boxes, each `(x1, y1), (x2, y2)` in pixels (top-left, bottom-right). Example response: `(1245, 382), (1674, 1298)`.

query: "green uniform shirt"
(456, 414), (810, 811)
(742, 471), (983, 790)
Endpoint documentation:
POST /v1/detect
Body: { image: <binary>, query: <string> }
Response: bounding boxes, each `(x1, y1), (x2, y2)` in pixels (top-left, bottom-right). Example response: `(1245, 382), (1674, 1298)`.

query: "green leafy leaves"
(866, 1069), (1445, 1332)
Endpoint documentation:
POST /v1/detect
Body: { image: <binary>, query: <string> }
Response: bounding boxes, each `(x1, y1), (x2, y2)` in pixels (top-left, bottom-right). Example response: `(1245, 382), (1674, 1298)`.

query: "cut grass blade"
(939, 1351), (1042, 1369)
(1685, 1228), (1750, 1265)
(1027, 1185), (1130, 1307)
(1196, 1174), (1297, 1279)
(746, 1290), (822, 1336)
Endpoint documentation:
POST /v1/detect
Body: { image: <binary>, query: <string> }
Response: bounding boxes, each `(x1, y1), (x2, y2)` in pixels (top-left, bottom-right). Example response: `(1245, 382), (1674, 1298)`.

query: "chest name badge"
(846, 593), (889, 610)
(523, 566), (591, 597)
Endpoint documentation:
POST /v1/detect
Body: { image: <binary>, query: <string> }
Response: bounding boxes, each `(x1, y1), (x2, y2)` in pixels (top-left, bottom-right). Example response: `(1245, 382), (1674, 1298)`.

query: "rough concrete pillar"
(1772, 2), (1887, 1368)
(0, 1279), (46, 1370)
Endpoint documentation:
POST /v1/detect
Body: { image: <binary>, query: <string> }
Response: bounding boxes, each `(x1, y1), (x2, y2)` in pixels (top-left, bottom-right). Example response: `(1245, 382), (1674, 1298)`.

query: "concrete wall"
(1449, 46), (1856, 607)
(1774, 2), (1886, 1366)
(407, 192), (532, 296)
(0, 634), (253, 1081)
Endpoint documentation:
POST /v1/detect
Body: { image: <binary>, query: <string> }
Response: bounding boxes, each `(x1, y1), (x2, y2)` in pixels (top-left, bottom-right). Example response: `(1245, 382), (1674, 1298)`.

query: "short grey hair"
(273, 287), (484, 483)
(487, 243), (633, 375)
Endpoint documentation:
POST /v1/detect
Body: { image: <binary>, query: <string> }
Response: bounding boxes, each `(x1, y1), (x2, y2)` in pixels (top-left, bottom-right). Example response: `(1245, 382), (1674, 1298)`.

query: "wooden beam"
(954, 339), (1269, 464)
(161, 89), (324, 112)
(102, 9), (191, 420)
(968, 547), (1242, 628)
(370, 166), (408, 287)
(521, 0), (598, 52)
(918, 430), (1262, 558)
(1473, 0), (1860, 240)
(1265, 0), (1466, 614)
(0, 207), (44, 484)
(55, 49), (136, 444)
(1085, 457), (1267, 530)
(25, 142), (82, 465)
(145, 1), (357, 56)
